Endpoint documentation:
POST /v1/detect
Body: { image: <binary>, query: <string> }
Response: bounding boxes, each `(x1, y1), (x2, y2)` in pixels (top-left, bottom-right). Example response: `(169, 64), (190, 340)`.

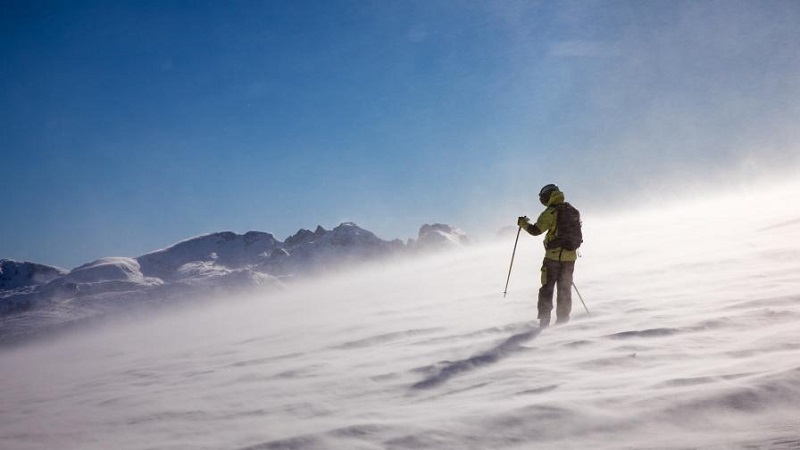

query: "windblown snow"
(0, 223), (463, 337)
(1, 179), (799, 450)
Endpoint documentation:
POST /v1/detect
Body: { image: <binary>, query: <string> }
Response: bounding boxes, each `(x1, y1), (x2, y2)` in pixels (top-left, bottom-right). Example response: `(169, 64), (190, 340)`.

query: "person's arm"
(532, 209), (555, 236)
(517, 217), (544, 236)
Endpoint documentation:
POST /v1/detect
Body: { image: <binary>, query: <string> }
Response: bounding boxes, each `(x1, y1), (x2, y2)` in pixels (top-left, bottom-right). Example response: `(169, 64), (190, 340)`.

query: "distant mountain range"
(0, 223), (470, 343)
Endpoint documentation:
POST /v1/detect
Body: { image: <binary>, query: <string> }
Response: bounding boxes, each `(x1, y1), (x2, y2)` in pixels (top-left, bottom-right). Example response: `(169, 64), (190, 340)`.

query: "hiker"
(517, 184), (582, 328)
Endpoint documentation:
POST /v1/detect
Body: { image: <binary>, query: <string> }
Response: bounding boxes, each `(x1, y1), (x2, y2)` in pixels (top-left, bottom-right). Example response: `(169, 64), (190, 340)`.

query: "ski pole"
(503, 226), (522, 297)
(572, 282), (591, 316)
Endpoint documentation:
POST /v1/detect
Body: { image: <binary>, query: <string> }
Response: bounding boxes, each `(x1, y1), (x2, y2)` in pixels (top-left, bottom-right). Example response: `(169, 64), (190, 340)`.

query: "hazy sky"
(2, 0), (799, 268)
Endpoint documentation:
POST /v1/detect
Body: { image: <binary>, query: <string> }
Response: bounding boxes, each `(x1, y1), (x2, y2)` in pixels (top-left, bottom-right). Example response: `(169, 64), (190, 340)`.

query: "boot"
(539, 316), (550, 329)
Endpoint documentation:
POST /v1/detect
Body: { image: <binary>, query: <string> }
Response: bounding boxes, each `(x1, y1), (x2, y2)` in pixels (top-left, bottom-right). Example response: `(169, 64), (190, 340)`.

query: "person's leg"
(555, 261), (575, 324)
(538, 258), (559, 327)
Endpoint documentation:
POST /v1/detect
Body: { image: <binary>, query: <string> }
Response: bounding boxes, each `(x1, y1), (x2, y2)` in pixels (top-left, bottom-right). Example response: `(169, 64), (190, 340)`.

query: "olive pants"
(538, 258), (575, 324)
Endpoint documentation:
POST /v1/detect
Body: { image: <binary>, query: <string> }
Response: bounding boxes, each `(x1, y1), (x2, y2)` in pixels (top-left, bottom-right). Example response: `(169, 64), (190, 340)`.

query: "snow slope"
(0, 179), (799, 449)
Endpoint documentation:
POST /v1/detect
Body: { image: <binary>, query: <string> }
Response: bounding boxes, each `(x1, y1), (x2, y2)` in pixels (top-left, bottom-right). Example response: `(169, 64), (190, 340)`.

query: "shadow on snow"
(411, 328), (541, 390)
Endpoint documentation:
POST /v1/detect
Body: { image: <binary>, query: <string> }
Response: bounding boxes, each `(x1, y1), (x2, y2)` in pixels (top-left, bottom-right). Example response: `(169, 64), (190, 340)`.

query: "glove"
(517, 216), (530, 228)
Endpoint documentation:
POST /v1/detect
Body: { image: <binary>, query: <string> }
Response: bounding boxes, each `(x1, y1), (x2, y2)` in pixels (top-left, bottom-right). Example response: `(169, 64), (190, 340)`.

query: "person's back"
(517, 184), (581, 328)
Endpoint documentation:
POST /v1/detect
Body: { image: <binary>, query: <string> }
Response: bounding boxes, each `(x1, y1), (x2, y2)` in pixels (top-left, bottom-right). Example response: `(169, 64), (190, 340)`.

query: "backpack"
(547, 202), (583, 251)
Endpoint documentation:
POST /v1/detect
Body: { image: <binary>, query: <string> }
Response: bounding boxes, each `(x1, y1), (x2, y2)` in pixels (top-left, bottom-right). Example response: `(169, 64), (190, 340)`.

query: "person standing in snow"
(517, 184), (582, 328)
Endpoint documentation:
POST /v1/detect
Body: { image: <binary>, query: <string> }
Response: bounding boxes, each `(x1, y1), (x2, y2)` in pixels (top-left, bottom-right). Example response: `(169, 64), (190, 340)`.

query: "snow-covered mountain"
(0, 259), (67, 290)
(0, 222), (470, 342)
(262, 223), (406, 276)
(411, 223), (472, 250)
(137, 231), (282, 281)
(1, 179), (798, 449)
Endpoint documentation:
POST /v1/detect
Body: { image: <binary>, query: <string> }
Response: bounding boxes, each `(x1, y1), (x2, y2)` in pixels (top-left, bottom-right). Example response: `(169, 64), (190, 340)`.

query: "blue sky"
(2, 0), (799, 268)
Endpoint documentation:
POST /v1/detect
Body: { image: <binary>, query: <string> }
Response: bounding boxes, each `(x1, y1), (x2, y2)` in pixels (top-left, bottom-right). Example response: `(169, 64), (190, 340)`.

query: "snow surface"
(1, 180), (799, 449)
